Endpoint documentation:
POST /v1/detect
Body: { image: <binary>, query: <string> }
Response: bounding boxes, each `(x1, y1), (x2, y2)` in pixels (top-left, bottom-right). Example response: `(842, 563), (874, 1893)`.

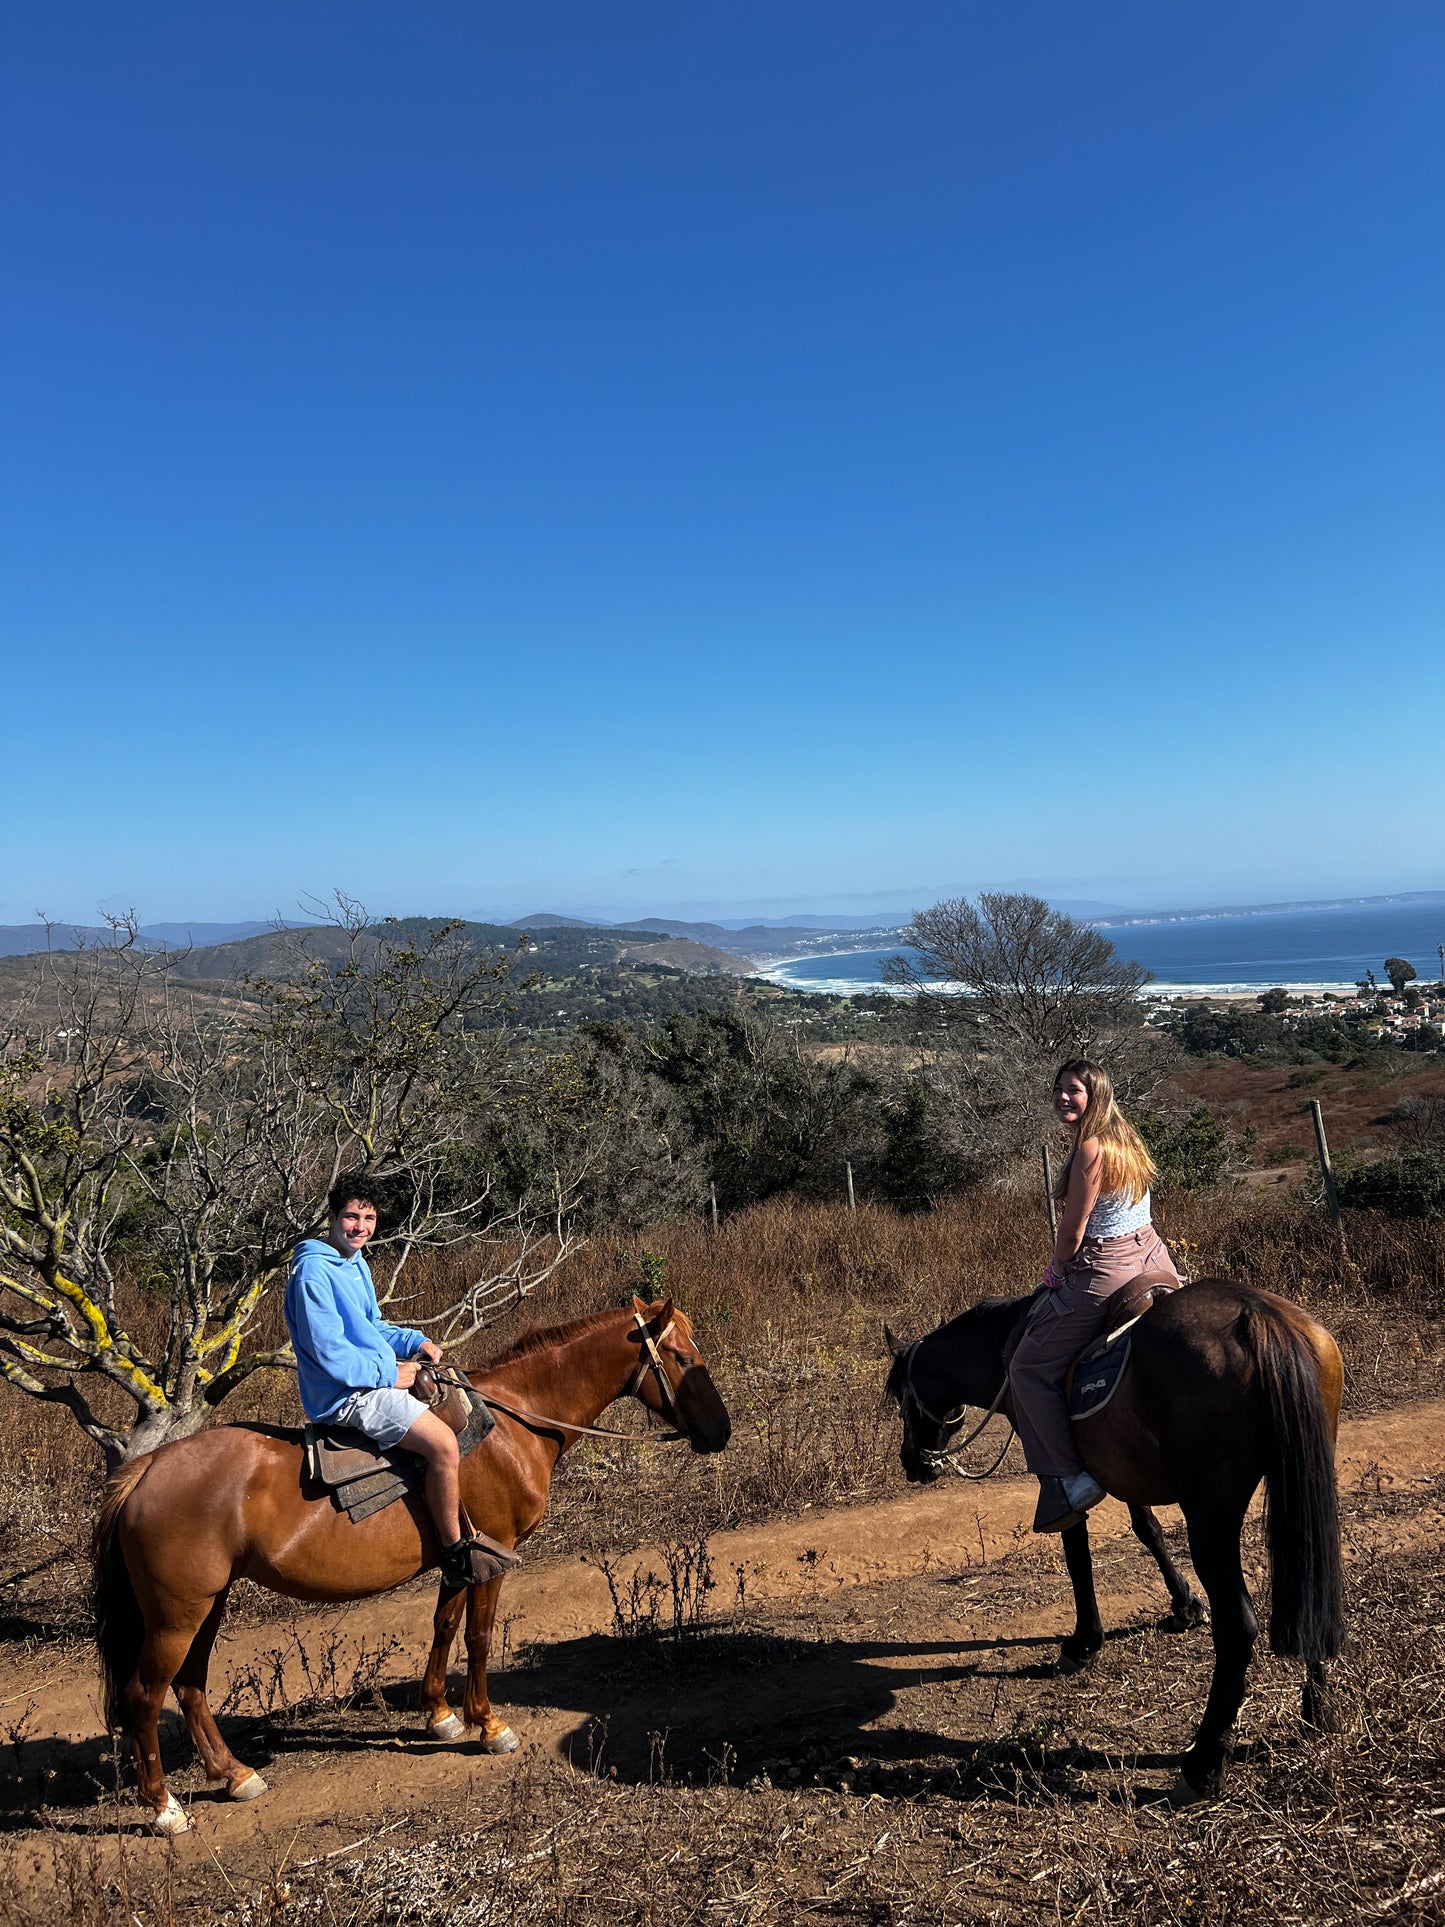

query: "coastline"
(760, 957), (1365, 1000)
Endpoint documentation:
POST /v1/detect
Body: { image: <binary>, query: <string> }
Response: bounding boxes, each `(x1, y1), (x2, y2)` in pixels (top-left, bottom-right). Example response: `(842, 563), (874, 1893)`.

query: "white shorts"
(331, 1386), (431, 1450)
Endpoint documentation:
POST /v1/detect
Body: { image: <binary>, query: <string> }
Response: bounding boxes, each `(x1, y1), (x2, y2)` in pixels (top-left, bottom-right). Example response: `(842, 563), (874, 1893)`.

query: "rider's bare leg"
(400, 1406), (518, 1582)
(399, 1408), (463, 1548)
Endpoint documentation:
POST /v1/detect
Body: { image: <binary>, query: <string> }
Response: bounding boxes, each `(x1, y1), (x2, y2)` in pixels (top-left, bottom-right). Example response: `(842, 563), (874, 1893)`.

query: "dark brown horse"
(93, 1298), (730, 1834)
(884, 1279), (1344, 1799)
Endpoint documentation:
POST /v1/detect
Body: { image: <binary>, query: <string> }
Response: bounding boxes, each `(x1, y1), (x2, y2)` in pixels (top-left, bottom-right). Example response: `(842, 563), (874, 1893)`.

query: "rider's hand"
(418, 1339), (444, 1364)
(394, 1360), (419, 1389)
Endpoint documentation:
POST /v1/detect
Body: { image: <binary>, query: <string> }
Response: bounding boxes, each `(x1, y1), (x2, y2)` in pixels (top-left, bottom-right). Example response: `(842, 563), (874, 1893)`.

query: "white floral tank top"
(1085, 1187), (1152, 1239)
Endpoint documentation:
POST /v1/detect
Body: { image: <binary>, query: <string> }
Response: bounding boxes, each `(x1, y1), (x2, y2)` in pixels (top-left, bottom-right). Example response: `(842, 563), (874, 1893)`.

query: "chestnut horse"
(93, 1297), (730, 1834)
(884, 1279), (1344, 1799)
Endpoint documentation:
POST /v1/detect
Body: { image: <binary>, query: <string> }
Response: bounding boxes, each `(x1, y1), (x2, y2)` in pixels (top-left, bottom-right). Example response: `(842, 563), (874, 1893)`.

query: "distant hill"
(0, 919), (315, 960)
(145, 917), (752, 986)
(508, 912), (602, 929)
(1097, 891), (1445, 927)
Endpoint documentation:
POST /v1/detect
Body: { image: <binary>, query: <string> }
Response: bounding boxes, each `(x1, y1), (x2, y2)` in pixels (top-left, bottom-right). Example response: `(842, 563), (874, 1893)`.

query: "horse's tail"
(1238, 1296), (1344, 1662)
(92, 1456), (151, 1732)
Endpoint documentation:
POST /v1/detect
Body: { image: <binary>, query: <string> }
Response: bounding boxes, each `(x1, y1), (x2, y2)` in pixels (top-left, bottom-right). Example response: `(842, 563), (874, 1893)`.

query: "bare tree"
(0, 906), (578, 1469)
(888, 892), (1150, 1060)
(876, 894), (1174, 1195)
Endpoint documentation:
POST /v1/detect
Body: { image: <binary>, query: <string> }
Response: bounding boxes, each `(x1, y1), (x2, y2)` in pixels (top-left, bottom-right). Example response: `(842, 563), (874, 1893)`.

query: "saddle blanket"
(304, 1379), (494, 1524)
(1068, 1318), (1141, 1424)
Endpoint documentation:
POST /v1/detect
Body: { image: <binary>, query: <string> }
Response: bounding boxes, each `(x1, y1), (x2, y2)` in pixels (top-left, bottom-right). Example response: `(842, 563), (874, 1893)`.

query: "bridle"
(896, 1335), (1015, 1481)
(474, 1313), (692, 1445)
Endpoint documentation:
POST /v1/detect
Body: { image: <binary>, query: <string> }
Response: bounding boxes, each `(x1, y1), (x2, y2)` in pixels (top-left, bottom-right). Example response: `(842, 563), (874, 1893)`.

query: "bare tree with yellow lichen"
(0, 903), (577, 1470)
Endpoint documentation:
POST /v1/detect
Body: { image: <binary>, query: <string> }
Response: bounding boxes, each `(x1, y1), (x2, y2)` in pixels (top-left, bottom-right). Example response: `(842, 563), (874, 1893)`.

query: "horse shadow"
(0, 1615), (1212, 1830)
(480, 1619), (1204, 1805)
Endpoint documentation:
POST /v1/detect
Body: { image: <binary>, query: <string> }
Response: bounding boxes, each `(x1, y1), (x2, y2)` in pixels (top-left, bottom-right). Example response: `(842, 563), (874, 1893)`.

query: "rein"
(462, 1314), (691, 1446)
(898, 1338), (1017, 1482)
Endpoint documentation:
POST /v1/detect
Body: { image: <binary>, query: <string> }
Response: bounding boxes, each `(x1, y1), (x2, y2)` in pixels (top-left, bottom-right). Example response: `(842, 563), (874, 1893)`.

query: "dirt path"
(3, 1399), (1442, 1874)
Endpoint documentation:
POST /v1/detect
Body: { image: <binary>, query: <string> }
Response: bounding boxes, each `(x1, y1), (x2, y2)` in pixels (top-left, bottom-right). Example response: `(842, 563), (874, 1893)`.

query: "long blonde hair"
(1053, 1058), (1155, 1204)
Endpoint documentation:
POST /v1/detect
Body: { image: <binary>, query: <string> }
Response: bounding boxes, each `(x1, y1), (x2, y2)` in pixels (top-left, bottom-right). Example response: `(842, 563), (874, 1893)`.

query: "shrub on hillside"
(1138, 1103), (1254, 1190)
(592, 1009), (880, 1212)
(482, 1037), (708, 1231)
(1173, 1006), (1287, 1059)
(1335, 1154), (1445, 1220)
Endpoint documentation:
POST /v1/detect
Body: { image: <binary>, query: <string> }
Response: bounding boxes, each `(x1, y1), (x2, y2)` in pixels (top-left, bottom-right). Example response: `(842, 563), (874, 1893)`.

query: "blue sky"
(3, 3), (1441, 925)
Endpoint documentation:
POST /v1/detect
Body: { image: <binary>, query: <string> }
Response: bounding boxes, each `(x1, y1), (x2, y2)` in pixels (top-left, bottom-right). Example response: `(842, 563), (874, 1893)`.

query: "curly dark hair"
(327, 1172), (385, 1220)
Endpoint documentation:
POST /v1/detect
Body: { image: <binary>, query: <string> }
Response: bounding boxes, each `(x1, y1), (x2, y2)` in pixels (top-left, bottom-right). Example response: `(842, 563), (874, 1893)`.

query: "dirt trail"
(4, 1399), (1442, 1865)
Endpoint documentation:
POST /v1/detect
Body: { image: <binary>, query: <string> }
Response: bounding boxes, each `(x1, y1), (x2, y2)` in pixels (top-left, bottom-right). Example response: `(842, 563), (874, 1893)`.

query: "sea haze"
(764, 901), (1445, 995)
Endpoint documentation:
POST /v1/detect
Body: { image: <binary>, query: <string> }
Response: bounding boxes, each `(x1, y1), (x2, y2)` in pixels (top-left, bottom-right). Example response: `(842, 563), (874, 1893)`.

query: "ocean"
(764, 900), (1445, 996)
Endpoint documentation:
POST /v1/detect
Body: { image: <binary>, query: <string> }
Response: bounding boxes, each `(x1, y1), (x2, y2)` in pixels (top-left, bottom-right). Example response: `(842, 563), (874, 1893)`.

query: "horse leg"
(1056, 1519), (1104, 1674)
(420, 1584), (468, 1741)
(462, 1576), (519, 1754)
(1174, 1501), (1258, 1801)
(1128, 1504), (1206, 1632)
(123, 1620), (205, 1834)
(171, 1590), (267, 1802)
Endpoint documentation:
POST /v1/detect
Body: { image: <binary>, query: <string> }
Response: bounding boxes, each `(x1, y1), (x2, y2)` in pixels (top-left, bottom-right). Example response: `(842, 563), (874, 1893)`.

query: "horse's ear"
(884, 1323), (906, 1359)
(653, 1296), (675, 1332)
(632, 1294), (674, 1329)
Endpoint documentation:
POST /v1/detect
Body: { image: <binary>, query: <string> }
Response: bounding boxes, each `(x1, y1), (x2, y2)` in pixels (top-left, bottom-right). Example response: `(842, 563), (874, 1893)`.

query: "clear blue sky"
(3, 3), (1441, 925)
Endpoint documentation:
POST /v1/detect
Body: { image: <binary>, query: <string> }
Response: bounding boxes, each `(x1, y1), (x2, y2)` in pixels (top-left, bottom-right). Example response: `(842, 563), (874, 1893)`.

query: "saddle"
(1000, 1272), (1185, 1428)
(303, 1367), (495, 1524)
(1068, 1272), (1183, 1423)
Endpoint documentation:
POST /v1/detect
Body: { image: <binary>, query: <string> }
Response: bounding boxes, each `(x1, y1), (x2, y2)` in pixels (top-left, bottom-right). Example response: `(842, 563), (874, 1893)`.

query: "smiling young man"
(284, 1175), (519, 1587)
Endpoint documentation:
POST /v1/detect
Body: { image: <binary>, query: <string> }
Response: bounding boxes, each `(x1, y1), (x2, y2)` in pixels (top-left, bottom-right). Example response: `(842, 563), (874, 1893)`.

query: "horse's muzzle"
(688, 1413), (732, 1454)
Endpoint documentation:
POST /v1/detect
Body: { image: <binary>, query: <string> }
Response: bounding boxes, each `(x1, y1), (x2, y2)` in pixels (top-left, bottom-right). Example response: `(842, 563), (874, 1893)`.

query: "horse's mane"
(478, 1306), (624, 1370)
(883, 1290), (1035, 1407)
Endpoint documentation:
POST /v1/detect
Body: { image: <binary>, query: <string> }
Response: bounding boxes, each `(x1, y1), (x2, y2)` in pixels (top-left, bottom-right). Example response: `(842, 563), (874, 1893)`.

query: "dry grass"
(2, 1190), (1442, 1629)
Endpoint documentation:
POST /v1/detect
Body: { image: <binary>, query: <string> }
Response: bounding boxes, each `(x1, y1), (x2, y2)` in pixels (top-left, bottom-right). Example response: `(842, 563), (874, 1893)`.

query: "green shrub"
(1336, 1154), (1445, 1219)
(1138, 1103), (1252, 1190)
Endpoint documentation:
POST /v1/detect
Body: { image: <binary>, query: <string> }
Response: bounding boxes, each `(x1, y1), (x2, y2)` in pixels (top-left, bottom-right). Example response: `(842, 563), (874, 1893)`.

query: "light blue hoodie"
(283, 1239), (427, 1423)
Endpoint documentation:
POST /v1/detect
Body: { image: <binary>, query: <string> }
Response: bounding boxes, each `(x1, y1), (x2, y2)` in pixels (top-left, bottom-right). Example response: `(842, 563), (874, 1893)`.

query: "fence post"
(1308, 1099), (1342, 1234)
(1041, 1144), (1057, 1241)
(845, 1161), (856, 1212)
(709, 1182), (719, 1234)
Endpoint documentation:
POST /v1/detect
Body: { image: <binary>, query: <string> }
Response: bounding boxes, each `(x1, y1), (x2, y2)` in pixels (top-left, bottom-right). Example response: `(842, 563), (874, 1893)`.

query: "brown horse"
(93, 1297), (730, 1834)
(884, 1279), (1345, 1799)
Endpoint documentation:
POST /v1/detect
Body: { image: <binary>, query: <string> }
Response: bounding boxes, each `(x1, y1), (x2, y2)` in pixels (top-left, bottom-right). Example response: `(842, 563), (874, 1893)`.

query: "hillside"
(0, 917), (758, 1038)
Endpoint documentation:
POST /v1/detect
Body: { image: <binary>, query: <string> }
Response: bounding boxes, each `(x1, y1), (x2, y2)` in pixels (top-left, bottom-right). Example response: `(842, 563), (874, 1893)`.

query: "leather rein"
(897, 1337), (1015, 1481)
(457, 1314), (691, 1446)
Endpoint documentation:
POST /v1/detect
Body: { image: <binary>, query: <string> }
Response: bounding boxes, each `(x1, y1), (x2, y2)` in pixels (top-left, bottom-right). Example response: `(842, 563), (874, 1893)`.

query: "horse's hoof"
(150, 1794), (191, 1836)
(229, 1771), (267, 1802)
(482, 1724), (520, 1754)
(1160, 1600), (1208, 1634)
(1055, 1645), (1099, 1678)
(427, 1714), (468, 1743)
(1167, 1771), (1208, 1806)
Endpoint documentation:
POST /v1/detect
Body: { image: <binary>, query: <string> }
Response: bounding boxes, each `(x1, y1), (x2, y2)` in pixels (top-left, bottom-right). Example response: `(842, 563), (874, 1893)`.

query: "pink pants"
(1009, 1226), (1180, 1479)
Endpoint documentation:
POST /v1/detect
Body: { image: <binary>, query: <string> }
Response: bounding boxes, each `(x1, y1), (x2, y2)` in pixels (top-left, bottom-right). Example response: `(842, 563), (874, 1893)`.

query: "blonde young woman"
(1009, 1058), (1180, 1534)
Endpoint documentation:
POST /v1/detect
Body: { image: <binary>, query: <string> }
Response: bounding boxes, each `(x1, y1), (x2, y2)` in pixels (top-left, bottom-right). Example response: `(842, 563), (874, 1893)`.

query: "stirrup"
(1032, 1477), (1084, 1535)
(440, 1534), (521, 1588)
